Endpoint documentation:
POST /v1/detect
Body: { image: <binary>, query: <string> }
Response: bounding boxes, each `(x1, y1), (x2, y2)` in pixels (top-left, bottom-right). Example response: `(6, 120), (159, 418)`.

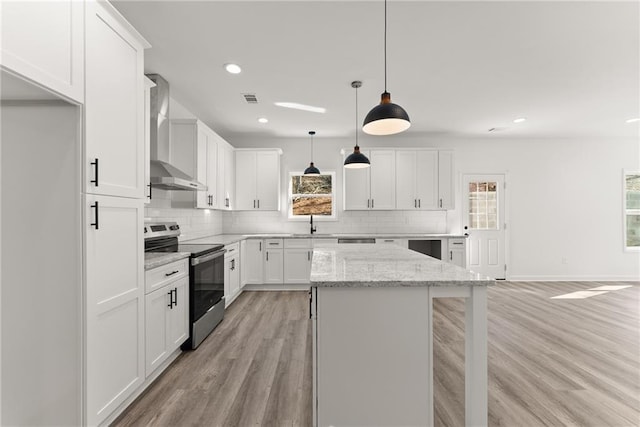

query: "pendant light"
(344, 81), (371, 169)
(362, 0), (410, 136)
(304, 131), (320, 174)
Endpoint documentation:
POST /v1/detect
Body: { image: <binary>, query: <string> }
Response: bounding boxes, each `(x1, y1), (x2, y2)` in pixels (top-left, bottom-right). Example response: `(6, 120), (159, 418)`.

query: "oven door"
(191, 249), (225, 323)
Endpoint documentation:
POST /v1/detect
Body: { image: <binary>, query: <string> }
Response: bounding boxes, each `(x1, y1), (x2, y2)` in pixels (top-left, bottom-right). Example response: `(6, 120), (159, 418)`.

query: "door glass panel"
(626, 174), (640, 209)
(627, 214), (640, 248)
(468, 181), (498, 230)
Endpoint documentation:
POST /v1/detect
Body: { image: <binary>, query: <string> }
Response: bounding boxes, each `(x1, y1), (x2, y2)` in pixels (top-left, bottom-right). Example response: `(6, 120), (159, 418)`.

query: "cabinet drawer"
(448, 238), (466, 249)
(145, 258), (189, 294)
(225, 242), (240, 258)
(284, 238), (312, 249)
(264, 238), (283, 248)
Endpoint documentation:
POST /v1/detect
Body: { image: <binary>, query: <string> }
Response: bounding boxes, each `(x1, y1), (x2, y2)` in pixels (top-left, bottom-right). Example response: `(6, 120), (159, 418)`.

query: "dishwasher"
(337, 238), (376, 244)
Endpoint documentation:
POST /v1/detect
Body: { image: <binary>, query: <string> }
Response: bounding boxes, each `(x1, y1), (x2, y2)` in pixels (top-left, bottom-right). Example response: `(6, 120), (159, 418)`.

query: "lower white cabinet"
(225, 243), (241, 306)
(377, 238), (408, 248)
(242, 239), (264, 285)
(144, 259), (189, 377)
(284, 238), (313, 284)
(447, 238), (467, 268)
(264, 241), (284, 284)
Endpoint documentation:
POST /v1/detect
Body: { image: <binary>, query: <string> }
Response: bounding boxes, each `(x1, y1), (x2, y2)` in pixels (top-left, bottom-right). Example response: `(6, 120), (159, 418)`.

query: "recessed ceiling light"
(258, 117), (268, 124)
(625, 117), (640, 123)
(513, 117), (526, 124)
(274, 102), (326, 114)
(224, 63), (242, 74)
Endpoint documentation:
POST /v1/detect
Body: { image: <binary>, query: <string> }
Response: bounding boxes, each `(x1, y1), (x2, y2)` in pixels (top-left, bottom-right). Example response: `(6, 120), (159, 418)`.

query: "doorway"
(462, 174), (507, 279)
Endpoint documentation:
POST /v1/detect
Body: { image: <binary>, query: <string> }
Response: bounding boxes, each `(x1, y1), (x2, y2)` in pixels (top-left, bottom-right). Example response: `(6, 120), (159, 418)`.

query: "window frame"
(623, 170), (640, 251)
(288, 171), (337, 220)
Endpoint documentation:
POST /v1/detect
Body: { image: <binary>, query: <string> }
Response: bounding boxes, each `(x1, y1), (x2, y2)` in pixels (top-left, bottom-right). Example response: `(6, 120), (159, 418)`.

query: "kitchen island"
(310, 244), (493, 427)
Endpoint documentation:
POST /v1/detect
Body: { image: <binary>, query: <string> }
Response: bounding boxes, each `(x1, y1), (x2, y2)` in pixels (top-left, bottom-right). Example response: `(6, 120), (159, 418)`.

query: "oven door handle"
(191, 249), (226, 266)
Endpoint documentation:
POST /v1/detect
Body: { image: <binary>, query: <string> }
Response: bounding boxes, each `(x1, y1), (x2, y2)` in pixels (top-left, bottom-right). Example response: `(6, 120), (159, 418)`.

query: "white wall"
(227, 134), (640, 281)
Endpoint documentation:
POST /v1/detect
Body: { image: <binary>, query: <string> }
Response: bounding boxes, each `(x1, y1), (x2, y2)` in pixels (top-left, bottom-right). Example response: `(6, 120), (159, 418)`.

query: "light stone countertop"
(144, 252), (190, 270)
(310, 244), (493, 287)
(183, 232), (467, 245)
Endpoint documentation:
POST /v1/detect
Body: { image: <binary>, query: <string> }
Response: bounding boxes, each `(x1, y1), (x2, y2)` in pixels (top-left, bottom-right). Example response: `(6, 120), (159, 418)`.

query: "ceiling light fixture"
(304, 131), (320, 175)
(344, 81), (371, 169)
(513, 117), (527, 124)
(362, 0), (410, 136)
(224, 63), (242, 74)
(625, 117), (640, 123)
(274, 102), (326, 114)
(258, 117), (269, 124)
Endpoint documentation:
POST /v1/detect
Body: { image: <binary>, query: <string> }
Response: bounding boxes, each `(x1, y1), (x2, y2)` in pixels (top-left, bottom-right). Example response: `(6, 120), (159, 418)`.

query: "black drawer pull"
(90, 202), (99, 230)
(90, 158), (99, 186)
(165, 270), (179, 277)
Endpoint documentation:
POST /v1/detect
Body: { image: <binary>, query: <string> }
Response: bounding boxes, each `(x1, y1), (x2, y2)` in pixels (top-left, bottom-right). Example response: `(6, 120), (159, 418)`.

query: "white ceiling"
(112, 0), (640, 141)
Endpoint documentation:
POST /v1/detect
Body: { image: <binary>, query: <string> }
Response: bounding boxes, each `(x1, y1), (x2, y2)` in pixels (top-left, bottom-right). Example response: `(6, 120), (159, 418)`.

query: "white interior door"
(462, 174), (506, 279)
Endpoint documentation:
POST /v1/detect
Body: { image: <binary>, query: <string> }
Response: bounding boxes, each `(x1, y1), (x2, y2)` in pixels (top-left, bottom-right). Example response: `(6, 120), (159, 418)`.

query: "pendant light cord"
(355, 84), (359, 148)
(384, 0), (387, 92)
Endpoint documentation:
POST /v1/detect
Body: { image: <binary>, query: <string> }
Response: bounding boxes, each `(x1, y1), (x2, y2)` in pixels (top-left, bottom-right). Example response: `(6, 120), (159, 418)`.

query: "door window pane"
(626, 214), (640, 248)
(468, 181), (498, 230)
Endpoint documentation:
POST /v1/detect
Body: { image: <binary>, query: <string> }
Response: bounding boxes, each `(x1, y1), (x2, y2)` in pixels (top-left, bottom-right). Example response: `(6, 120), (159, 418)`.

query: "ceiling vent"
(243, 93), (258, 104)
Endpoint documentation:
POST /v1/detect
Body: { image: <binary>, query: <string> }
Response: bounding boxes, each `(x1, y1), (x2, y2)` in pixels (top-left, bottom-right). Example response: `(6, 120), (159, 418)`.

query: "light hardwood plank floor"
(113, 282), (639, 426)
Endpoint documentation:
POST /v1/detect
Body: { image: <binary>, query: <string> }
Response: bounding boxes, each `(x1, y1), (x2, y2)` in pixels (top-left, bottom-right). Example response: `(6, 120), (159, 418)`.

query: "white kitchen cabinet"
(377, 238), (409, 248)
(242, 239), (264, 285)
(438, 150), (455, 209)
(143, 76), (156, 204)
(447, 238), (467, 268)
(84, 194), (145, 426)
(145, 274), (188, 377)
(0, 0), (84, 102)
(217, 141), (235, 210)
(284, 249), (313, 284)
(85, 0), (149, 199)
(344, 149), (395, 210)
(224, 243), (241, 306)
(264, 239), (284, 284)
(235, 149), (282, 210)
(396, 150), (439, 209)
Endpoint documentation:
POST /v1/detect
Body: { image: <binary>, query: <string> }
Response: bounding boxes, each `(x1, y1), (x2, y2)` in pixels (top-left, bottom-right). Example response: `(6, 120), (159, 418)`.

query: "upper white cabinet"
(396, 150), (438, 209)
(218, 142), (235, 210)
(85, 0), (149, 199)
(235, 149), (282, 211)
(198, 125), (219, 208)
(344, 149), (395, 210)
(0, 0), (84, 102)
(438, 150), (455, 209)
(143, 76), (156, 204)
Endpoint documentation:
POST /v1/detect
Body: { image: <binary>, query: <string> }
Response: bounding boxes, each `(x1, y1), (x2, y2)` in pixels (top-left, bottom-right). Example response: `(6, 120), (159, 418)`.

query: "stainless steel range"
(144, 222), (225, 349)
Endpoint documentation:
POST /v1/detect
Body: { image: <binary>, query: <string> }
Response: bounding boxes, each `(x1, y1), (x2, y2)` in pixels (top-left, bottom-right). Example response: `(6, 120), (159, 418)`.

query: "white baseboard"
(507, 275), (640, 282)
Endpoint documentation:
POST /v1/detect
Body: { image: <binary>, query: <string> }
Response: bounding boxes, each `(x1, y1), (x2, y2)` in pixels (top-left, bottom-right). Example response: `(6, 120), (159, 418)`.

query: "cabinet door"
(415, 151), (439, 209)
(145, 286), (170, 376)
(284, 249), (312, 284)
(344, 149), (370, 210)
(255, 151), (280, 210)
(0, 0), (84, 102)
(395, 151), (417, 209)
(438, 151), (455, 209)
(195, 127), (209, 208)
(143, 77), (155, 204)
(229, 256), (241, 298)
(235, 151), (257, 210)
(85, 0), (146, 199)
(167, 277), (189, 350)
(206, 134), (218, 208)
(264, 249), (284, 284)
(369, 150), (396, 210)
(85, 195), (144, 426)
(242, 239), (264, 284)
(224, 145), (235, 210)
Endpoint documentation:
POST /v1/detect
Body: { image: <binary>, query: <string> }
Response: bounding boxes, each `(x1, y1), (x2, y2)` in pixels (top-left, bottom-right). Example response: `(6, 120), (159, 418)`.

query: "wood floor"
(113, 282), (640, 427)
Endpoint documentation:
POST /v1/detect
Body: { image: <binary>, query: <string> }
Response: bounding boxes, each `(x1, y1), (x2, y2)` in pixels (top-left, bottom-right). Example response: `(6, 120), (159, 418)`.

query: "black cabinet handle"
(167, 290), (173, 309)
(266, 251), (269, 261)
(371, 199), (374, 209)
(450, 251), (453, 261)
(231, 259), (235, 270)
(173, 288), (177, 307)
(165, 270), (179, 277)
(148, 182), (152, 200)
(225, 197), (229, 207)
(414, 199), (417, 208)
(308, 251), (311, 261)
(440, 199), (443, 208)
(257, 199), (260, 209)
(90, 158), (99, 186)
(90, 202), (99, 230)
(259, 242), (262, 251)
(253, 200), (256, 208)
(418, 199), (421, 208)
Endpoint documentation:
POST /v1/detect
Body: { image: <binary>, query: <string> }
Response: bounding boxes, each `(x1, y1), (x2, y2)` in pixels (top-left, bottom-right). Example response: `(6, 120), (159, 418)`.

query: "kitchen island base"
(311, 285), (487, 427)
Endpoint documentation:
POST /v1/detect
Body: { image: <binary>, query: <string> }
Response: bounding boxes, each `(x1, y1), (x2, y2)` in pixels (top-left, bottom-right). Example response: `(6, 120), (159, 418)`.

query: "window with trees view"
(625, 172), (640, 249)
(289, 172), (335, 218)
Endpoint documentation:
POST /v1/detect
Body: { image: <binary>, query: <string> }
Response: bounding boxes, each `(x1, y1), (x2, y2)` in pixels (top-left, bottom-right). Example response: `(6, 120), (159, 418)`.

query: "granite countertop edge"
(144, 252), (190, 270)
(311, 279), (495, 288)
(182, 233), (468, 245)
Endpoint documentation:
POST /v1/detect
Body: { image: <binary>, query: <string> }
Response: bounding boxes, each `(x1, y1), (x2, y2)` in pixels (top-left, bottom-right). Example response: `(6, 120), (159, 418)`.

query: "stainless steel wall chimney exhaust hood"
(146, 74), (206, 191)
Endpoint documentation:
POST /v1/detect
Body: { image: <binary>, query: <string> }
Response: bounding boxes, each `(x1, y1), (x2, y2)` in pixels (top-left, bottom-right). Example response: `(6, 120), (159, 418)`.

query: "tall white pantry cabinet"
(0, 1), (150, 425)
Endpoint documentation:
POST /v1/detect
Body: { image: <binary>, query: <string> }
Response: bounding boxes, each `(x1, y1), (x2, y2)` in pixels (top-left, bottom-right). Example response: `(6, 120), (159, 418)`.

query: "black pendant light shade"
(362, 92), (410, 136)
(344, 81), (371, 169)
(304, 131), (320, 174)
(363, 0), (410, 136)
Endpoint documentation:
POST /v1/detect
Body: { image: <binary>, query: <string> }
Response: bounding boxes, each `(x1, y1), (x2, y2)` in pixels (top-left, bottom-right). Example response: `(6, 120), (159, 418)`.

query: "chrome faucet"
(310, 214), (317, 235)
